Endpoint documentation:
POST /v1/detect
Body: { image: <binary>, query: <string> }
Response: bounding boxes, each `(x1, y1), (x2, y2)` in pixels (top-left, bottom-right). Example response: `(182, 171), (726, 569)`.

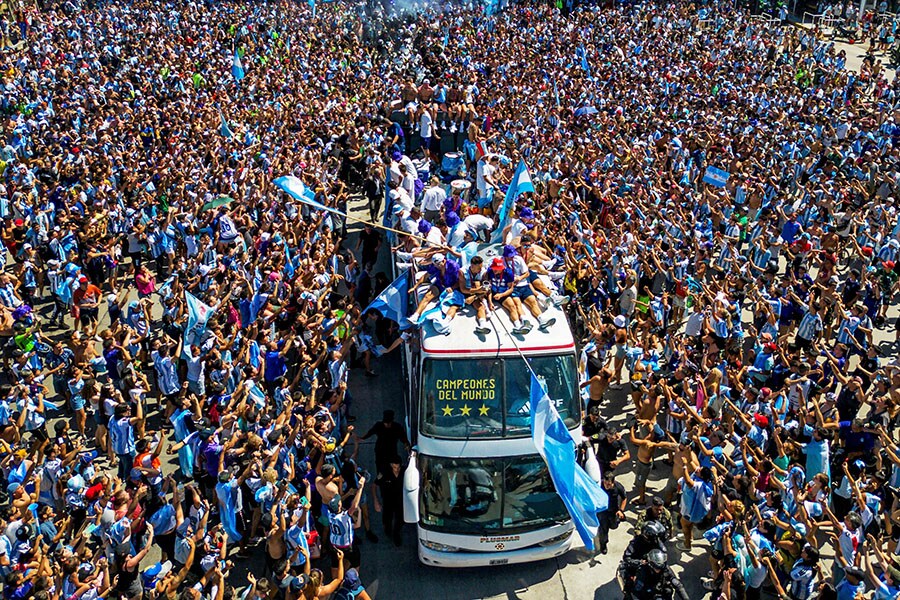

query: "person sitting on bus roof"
(458, 255), (491, 335)
(502, 206), (535, 246)
(488, 257), (530, 335)
(501, 245), (557, 333)
(518, 234), (569, 306)
(407, 253), (465, 331)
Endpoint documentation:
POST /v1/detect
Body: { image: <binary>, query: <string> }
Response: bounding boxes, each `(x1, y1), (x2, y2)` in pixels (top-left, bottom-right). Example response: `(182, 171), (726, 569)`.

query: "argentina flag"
(530, 374), (607, 550)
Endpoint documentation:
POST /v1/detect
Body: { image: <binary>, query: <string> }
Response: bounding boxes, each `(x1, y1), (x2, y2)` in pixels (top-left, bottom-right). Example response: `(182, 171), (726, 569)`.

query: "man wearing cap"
(72, 275), (102, 336)
(327, 473), (366, 579)
(331, 568), (372, 600)
(407, 252), (463, 328)
(876, 258), (899, 323)
(486, 255), (528, 334)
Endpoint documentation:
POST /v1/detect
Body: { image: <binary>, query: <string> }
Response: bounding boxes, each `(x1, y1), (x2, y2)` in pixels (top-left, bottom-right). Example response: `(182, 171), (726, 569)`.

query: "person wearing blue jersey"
(108, 400), (144, 481)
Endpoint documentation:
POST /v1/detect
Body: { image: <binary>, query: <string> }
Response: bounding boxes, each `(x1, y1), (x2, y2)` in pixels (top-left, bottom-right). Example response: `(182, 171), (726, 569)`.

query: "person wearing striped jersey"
(788, 292), (823, 353)
(326, 473), (366, 580)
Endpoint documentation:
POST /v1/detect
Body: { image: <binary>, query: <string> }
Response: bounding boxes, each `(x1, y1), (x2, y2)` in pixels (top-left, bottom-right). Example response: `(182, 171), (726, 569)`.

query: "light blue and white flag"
(231, 48), (245, 81)
(309, 0), (316, 17)
(702, 166), (730, 188)
(273, 175), (345, 217)
(219, 110), (234, 139)
(491, 159), (534, 243)
(184, 291), (213, 355)
(530, 374), (608, 550)
(363, 270), (409, 327)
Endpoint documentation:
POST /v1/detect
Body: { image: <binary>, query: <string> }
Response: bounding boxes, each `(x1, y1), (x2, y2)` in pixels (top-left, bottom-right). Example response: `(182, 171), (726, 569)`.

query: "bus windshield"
(421, 355), (579, 439)
(419, 455), (568, 534)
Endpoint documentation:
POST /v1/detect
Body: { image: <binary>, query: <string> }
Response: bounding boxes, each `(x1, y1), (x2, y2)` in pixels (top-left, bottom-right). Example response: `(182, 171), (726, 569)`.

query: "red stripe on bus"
(421, 344), (575, 355)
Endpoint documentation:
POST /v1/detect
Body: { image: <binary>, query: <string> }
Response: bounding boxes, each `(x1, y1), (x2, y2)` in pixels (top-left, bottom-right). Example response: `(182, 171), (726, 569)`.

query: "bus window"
(419, 455), (567, 534)
(502, 456), (567, 528)
(505, 355), (579, 435)
(420, 456), (502, 533)
(422, 359), (503, 438)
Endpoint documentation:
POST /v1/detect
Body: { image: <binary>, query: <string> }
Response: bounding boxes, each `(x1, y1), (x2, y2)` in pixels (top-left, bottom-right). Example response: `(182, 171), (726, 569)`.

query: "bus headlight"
(421, 540), (460, 553)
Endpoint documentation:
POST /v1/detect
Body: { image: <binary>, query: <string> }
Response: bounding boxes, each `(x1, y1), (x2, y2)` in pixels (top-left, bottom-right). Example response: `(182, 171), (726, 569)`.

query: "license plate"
(489, 559), (509, 566)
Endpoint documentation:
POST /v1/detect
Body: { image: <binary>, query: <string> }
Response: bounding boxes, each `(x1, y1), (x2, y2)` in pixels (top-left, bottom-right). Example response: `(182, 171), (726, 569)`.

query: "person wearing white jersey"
(326, 474), (366, 579)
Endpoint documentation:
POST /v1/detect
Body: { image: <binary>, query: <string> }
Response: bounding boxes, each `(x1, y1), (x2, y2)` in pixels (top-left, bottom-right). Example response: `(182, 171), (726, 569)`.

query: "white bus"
(397, 250), (582, 567)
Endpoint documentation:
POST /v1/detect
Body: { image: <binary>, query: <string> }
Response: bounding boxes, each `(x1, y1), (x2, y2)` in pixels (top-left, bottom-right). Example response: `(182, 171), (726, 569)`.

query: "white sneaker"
(449, 123), (458, 133)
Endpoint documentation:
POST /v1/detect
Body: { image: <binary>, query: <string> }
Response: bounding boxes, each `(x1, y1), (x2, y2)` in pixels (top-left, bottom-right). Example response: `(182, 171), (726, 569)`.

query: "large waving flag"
(219, 110), (234, 139)
(490, 159), (534, 243)
(363, 270), (410, 327)
(184, 291), (214, 356)
(530, 374), (608, 551)
(273, 175), (346, 217)
(309, 0), (316, 17)
(577, 46), (591, 77)
(231, 48), (245, 81)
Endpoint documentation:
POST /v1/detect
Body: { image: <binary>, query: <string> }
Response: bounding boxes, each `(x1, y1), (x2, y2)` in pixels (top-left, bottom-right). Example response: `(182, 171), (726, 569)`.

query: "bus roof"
(420, 302), (574, 357)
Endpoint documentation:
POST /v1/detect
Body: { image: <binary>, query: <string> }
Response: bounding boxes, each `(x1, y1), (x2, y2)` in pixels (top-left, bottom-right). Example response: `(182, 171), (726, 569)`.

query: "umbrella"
(574, 105), (599, 117)
(201, 196), (235, 212)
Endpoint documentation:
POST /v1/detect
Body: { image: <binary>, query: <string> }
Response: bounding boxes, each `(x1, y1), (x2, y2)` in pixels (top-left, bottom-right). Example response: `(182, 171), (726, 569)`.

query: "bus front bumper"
(417, 530), (575, 568)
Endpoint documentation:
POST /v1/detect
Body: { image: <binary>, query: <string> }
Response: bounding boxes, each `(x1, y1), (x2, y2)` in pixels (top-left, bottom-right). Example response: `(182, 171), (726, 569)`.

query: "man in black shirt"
(594, 426), (631, 474)
(356, 223), (381, 272)
(373, 456), (404, 547)
(583, 405), (608, 455)
(359, 410), (410, 475)
(596, 472), (626, 554)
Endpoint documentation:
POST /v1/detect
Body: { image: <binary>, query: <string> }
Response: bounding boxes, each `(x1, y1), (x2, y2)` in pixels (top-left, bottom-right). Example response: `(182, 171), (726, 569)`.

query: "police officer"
(620, 549), (689, 600)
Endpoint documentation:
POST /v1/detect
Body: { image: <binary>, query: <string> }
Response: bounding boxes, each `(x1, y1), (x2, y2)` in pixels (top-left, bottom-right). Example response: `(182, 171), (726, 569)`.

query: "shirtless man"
(315, 463), (341, 510)
(580, 367), (613, 413)
(663, 435), (697, 507)
(630, 421), (678, 506)
(264, 499), (287, 577)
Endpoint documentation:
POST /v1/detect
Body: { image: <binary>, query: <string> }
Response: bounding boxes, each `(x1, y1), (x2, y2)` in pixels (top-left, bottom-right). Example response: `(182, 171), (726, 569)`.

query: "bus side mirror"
(584, 444), (602, 484)
(403, 450), (420, 524)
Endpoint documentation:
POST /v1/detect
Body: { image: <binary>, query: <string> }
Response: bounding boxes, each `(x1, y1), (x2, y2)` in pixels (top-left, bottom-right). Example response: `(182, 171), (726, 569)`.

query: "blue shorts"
(513, 286), (534, 300)
(69, 395), (85, 411)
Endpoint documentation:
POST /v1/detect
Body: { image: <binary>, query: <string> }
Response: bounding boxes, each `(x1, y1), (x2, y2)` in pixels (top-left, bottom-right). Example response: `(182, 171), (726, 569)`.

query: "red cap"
(13, 219), (23, 226)
(760, 387), (772, 397)
(490, 257), (505, 271)
(764, 342), (777, 352)
(861, 246), (874, 257)
(884, 260), (896, 270)
(78, 276), (88, 283)
(754, 414), (769, 427)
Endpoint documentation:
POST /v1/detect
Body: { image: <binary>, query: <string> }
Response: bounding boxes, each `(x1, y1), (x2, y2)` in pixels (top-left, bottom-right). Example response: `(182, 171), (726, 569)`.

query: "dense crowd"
(0, 0), (898, 599)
